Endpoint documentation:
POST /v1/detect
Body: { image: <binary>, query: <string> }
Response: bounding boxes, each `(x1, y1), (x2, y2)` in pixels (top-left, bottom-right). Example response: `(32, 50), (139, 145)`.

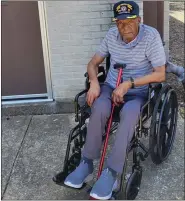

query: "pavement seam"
(1, 115), (33, 199)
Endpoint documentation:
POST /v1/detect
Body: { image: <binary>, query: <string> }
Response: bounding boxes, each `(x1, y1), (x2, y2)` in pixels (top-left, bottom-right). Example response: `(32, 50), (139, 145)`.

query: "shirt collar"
(116, 24), (145, 48)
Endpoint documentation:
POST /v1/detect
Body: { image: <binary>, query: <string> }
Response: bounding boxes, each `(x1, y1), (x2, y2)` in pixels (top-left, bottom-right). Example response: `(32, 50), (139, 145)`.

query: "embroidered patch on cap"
(116, 3), (133, 15)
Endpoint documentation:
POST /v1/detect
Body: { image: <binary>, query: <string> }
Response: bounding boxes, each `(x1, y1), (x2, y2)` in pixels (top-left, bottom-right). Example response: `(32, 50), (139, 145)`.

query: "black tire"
(149, 84), (178, 164)
(125, 169), (142, 200)
(116, 144), (135, 200)
(115, 162), (142, 200)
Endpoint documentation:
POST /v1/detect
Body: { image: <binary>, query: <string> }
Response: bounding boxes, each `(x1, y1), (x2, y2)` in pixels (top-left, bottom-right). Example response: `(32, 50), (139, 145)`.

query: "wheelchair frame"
(53, 56), (178, 200)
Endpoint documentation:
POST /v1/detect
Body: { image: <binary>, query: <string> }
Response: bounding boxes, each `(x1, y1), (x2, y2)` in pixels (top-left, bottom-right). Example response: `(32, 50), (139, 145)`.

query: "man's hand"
(86, 53), (105, 107)
(86, 81), (100, 107)
(112, 81), (131, 106)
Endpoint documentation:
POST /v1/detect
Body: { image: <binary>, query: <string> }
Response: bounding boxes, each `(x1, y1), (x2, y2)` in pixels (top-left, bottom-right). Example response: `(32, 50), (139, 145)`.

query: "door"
(143, 1), (164, 40)
(2, 1), (47, 98)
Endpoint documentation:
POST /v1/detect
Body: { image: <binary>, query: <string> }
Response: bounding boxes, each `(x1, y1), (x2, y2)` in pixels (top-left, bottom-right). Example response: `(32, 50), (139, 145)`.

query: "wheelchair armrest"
(84, 65), (106, 89)
(84, 66), (106, 81)
(84, 71), (104, 81)
(149, 82), (163, 89)
(84, 72), (88, 78)
(74, 89), (88, 103)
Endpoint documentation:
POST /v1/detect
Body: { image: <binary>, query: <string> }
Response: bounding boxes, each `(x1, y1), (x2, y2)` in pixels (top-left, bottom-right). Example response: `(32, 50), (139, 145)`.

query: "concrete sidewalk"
(1, 110), (184, 200)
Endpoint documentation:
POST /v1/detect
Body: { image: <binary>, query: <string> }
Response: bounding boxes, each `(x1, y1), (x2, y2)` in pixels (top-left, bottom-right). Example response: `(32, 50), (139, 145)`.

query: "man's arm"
(86, 54), (106, 106)
(87, 53), (105, 85)
(128, 65), (166, 88)
(112, 65), (165, 106)
(86, 29), (109, 106)
(87, 28), (109, 84)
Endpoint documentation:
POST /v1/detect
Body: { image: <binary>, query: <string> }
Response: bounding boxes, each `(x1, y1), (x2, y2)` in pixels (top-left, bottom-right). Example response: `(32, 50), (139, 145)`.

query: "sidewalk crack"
(1, 115), (33, 199)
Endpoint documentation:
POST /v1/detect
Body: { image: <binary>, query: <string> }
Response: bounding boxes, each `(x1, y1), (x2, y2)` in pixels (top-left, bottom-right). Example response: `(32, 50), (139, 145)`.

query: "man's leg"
(90, 96), (146, 199)
(82, 84), (113, 159)
(107, 96), (145, 173)
(64, 83), (113, 188)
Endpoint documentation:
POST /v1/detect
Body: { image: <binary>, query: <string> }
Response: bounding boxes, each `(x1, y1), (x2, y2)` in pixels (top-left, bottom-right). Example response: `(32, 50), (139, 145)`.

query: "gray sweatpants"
(82, 83), (146, 174)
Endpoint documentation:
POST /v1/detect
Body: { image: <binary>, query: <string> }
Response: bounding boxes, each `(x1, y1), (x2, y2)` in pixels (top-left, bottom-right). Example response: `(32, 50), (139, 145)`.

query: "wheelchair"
(53, 56), (178, 200)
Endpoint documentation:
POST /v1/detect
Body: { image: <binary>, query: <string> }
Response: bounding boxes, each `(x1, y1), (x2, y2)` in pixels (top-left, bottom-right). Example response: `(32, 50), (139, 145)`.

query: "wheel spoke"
(162, 99), (172, 123)
(159, 120), (174, 158)
(156, 120), (159, 124)
(158, 126), (167, 157)
(160, 125), (167, 136)
(166, 113), (172, 122)
(162, 134), (168, 156)
(166, 126), (171, 135)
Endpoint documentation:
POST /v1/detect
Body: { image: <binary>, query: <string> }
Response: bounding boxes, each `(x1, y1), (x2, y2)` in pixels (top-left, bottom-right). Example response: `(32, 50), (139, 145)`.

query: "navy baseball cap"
(112, 1), (139, 21)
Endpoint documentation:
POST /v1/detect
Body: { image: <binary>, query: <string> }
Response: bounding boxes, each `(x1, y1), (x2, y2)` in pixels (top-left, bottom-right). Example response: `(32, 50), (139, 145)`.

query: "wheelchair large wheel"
(149, 84), (178, 164)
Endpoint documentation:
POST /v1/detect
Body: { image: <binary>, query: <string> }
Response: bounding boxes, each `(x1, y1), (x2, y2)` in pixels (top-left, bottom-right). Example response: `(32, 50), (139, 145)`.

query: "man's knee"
(91, 97), (111, 118)
(120, 100), (142, 122)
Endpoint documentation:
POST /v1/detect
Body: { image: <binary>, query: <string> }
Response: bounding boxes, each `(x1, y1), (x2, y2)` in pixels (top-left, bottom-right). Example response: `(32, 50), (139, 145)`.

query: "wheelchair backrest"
(106, 55), (111, 74)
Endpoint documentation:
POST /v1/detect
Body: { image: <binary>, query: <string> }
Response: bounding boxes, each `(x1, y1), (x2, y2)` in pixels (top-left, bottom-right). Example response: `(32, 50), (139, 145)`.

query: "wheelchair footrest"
(52, 171), (67, 185)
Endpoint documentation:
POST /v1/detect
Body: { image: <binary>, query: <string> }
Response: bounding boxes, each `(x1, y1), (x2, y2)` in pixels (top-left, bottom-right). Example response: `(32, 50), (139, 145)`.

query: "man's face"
(115, 17), (141, 43)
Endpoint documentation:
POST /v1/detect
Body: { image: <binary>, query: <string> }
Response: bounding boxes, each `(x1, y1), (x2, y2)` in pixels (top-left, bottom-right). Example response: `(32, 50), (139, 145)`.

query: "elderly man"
(64, 1), (184, 199)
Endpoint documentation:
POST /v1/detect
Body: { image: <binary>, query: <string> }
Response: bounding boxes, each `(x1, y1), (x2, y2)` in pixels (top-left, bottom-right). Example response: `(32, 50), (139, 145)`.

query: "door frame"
(38, 1), (53, 100)
(2, 1), (53, 104)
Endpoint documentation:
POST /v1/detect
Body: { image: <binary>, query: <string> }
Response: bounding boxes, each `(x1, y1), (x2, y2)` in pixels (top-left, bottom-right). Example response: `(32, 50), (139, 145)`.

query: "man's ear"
(137, 16), (141, 24)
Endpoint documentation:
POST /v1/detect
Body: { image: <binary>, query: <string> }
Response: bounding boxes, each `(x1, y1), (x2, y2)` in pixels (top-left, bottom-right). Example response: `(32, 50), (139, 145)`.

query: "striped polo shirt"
(96, 24), (166, 97)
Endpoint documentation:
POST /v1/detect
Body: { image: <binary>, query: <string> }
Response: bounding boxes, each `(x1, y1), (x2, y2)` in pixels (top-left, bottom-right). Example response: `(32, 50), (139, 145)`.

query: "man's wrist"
(121, 81), (132, 89)
(128, 80), (132, 89)
(90, 79), (99, 86)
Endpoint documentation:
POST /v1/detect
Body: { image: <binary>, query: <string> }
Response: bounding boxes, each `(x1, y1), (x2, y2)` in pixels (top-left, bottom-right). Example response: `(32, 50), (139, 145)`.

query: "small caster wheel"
(125, 169), (142, 200)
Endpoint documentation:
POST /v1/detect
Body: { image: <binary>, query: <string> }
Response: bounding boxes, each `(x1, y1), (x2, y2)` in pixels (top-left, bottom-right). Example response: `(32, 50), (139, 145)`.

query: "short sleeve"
(96, 32), (109, 58)
(146, 30), (166, 68)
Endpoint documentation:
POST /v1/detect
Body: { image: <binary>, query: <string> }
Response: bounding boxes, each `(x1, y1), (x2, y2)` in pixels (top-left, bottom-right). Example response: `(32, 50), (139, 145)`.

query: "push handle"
(114, 63), (126, 88)
(114, 63), (126, 69)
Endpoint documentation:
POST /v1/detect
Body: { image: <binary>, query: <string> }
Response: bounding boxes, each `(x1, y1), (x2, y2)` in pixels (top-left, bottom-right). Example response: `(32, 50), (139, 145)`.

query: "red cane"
(89, 63), (126, 200)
